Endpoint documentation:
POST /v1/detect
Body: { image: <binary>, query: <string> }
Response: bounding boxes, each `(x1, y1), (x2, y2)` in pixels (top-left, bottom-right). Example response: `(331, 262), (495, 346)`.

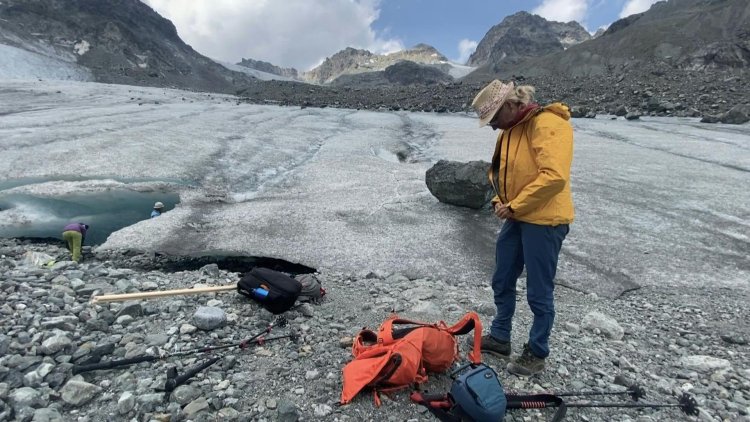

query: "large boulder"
(425, 160), (493, 209)
(719, 104), (750, 124)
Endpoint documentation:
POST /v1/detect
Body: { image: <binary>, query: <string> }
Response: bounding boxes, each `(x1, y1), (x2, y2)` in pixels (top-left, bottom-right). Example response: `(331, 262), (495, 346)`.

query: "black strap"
(505, 393), (567, 422)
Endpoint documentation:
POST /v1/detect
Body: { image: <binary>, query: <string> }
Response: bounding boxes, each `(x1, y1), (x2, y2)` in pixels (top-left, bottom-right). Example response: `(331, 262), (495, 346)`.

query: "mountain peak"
(467, 11), (591, 68)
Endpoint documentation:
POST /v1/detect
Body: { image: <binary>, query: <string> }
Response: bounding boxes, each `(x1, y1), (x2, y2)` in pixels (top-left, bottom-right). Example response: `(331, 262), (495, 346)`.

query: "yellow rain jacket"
(488, 103), (574, 226)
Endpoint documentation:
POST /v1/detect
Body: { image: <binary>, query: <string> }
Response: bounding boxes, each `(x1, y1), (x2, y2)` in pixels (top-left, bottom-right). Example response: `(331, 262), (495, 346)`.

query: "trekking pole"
(545, 384), (646, 401)
(506, 392), (699, 417)
(72, 316), (290, 374)
(566, 392), (699, 415)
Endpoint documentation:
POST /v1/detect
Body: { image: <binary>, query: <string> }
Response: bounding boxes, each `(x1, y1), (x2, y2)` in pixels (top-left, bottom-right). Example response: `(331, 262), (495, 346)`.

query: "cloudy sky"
(143, 0), (661, 71)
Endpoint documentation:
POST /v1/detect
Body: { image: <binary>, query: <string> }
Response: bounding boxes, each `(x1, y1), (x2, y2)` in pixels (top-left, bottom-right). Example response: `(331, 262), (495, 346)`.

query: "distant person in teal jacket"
(151, 202), (165, 218)
(62, 222), (88, 262)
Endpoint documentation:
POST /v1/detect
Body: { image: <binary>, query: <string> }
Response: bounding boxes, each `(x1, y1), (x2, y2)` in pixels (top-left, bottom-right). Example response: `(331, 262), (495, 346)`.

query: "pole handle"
(72, 354), (158, 374)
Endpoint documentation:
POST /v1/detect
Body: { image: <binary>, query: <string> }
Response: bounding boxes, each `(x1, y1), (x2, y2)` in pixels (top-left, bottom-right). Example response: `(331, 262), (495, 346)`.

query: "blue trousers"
(490, 220), (569, 358)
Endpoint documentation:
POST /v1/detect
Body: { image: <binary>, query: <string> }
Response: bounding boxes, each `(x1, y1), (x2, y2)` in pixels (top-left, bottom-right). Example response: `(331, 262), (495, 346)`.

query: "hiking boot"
(507, 343), (545, 376)
(465, 334), (511, 358)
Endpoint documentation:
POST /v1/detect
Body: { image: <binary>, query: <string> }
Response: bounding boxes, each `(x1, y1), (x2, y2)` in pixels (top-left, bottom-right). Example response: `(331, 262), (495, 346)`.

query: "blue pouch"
(450, 364), (507, 421)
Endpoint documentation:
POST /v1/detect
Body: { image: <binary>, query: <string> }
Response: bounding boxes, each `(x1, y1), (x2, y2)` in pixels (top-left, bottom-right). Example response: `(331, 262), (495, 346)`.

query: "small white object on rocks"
(313, 403), (333, 417)
(180, 323), (197, 334)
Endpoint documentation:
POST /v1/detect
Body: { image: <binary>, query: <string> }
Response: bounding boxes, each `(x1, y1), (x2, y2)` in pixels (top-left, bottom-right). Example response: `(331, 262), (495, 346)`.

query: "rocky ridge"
(238, 64), (750, 123)
(0, 0), (256, 94)
(0, 238), (748, 421)
(302, 44), (453, 84)
(330, 60), (454, 88)
(500, 0), (750, 77)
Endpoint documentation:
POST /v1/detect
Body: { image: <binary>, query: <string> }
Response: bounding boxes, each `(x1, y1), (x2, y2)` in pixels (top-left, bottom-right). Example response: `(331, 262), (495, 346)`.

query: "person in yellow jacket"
(468, 80), (574, 376)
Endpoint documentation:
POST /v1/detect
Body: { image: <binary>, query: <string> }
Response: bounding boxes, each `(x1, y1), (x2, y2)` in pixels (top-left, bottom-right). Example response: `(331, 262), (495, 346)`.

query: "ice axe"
(89, 284), (237, 304)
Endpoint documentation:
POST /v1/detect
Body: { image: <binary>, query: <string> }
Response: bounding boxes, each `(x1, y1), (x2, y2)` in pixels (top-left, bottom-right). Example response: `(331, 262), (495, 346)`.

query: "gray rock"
(142, 281), (159, 290)
(581, 312), (624, 340)
(701, 114), (721, 123)
(679, 355), (732, 372)
(193, 306), (227, 330)
(115, 315), (134, 327)
(117, 391), (135, 414)
(218, 407), (241, 420)
(85, 318), (109, 332)
(45, 372), (66, 389)
(0, 335), (9, 355)
(40, 334), (72, 355)
(563, 322), (580, 334)
(136, 393), (164, 406)
(625, 111), (642, 120)
(200, 263), (220, 277)
(40, 316), (79, 331)
(719, 105), (750, 124)
(183, 397), (209, 416)
(720, 333), (748, 345)
(115, 301), (143, 319)
(172, 384), (200, 405)
(32, 407), (63, 422)
(23, 363), (54, 387)
(180, 323), (197, 334)
(114, 372), (137, 391)
(425, 160), (493, 209)
(60, 379), (102, 406)
(145, 333), (169, 346)
(305, 369), (320, 380)
(8, 387), (44, 411)
(278, 399), (300, 422)
(298, 303), (314, 317)
(570, 105), (591, 118)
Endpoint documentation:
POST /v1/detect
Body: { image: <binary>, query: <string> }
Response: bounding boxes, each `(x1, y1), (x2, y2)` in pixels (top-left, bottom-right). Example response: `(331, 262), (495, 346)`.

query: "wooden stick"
(90, 285), (236, 304)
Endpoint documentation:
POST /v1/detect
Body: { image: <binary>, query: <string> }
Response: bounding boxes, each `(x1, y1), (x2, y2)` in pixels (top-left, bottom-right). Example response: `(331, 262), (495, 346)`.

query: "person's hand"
(494, 203), (514, 220)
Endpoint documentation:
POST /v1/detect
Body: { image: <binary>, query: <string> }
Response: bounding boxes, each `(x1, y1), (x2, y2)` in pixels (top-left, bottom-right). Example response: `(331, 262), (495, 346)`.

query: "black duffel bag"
(237, 267), (302, 314)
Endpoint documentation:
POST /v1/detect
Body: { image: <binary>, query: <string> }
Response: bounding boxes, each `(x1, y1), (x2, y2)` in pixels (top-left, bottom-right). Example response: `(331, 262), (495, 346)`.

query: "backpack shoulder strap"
(444, 312), (483, 364)
(378, 315), (434, 345)
(352, 329), (378, 357)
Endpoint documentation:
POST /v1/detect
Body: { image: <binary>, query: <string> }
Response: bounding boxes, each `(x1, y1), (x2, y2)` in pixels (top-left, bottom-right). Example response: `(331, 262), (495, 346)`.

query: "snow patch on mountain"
(0, 43), (92, 81)
(443, 62), (476, 79)
(216, 60), (295, 82)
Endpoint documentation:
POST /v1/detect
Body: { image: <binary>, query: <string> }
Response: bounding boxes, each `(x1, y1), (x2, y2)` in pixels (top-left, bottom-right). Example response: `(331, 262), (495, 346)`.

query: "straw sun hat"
(471, 80), (515, 127)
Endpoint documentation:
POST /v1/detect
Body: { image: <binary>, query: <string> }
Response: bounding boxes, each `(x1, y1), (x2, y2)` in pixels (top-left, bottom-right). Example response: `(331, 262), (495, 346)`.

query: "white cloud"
(454, 39), (478, 65)
(619, 0), (661, 18)
(532, 0), (588, 23)
(142, 0), (404, 71)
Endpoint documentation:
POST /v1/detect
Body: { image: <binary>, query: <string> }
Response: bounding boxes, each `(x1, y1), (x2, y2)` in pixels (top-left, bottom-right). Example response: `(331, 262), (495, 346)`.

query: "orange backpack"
(340, 312), (482, 405)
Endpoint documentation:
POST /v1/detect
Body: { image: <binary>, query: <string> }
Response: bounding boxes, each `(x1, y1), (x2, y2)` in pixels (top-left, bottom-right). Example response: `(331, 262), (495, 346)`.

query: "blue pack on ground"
(450, 363), (507, 421)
